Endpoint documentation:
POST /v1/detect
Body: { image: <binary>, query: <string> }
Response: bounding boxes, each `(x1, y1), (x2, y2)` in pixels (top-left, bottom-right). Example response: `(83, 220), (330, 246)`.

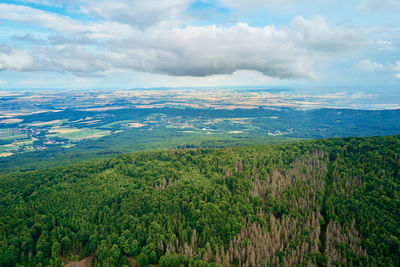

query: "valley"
(1, 88), (399, 172)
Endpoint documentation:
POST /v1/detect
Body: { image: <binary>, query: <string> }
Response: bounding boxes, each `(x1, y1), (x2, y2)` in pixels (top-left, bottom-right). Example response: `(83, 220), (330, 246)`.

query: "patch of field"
(231, 120), (247, 124)
(70, 119), (84, 123)
(128, 122), (146, 128)
(2, 110), (62, 117)
(1, 134), (27, 140)
(79, 106), (127, 112)
(135, 105), (157, 108)
(228, 130), (244, 134)
(165, 124), (194, 129)
(80, 120), (101, 124)
(3, 144), (15, 147)
(0, 118), (23, 124)
(212, 105), (257, 110)
(244, 125), (259, 131)
(0, 152), (13, 157)
(228, 118), (252, 124)
(49, 128), (82, 134)
(0, 129), (28, 140)
(45, 133), (57, 138)
(100, 120), (134, 128)
(27, 119), (64, 126)
(62, 144), (76, 148)
(14, 140), (33, 146)
(0, 145), (12, 153)
(59, 128), (111, 140)
(0, 92), (20, 96)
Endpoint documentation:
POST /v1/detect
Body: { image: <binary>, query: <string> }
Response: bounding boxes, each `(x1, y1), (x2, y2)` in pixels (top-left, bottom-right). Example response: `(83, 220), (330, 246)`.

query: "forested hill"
(1, 136), (399, 266)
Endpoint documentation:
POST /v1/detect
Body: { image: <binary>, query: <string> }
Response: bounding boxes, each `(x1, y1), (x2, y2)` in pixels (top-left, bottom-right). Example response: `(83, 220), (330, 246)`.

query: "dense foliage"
(0, 135), (399, 266)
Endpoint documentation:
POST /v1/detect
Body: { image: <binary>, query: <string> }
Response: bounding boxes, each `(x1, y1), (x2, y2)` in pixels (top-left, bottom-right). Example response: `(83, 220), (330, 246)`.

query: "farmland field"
(0, 88), (399, 172)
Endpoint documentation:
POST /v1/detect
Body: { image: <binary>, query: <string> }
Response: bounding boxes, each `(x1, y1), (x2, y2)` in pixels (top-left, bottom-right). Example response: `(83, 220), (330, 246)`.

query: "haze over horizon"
(0, 0), (399, 90)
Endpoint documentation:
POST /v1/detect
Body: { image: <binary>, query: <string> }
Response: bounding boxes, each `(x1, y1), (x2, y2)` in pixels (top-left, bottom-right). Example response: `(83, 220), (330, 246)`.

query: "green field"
(49, 128), (111, 140)
(0, 129), (27, 141)
(0, 145), (11, 153)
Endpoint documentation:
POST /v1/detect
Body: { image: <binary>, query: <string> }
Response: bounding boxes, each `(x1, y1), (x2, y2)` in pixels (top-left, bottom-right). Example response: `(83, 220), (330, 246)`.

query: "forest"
(2, 107), (400, 174)
(0, 135), (399, 266)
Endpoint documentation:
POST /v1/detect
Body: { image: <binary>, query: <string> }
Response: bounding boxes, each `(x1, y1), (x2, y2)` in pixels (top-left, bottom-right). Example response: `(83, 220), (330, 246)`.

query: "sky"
(0, 0), (399, 90)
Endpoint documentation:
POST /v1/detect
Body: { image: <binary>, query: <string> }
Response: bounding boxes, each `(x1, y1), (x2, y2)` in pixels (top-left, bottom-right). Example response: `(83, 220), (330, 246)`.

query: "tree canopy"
(1, 135), (399, 266)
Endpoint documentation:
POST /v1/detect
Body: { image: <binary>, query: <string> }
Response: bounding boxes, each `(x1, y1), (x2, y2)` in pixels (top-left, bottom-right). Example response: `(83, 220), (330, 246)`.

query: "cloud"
(377, 40), (395, 51)
(14, 0), (61, 6)
(12, 0), (196, 27)
(0, 4), (134, 38)
(291, 16), (364, 52)
(13, 33), (47, 45)
(0, 47), (34, 71)
(0, 10), (366, 79)
(80, 0), (193, 27)
(0, 4), (366, 79)
(357, 0), (400, 11)
(355, 59), (385, 71)
(105, 16), (364, 78)
(217, 0), (317, 11)
(39, 45), (110, 74)
(0, 43), (109, 75)
(106, 23), (315, 78)
(393, 61), (400, 79)
(392, 61), (400, 72)
(355, 59), (400, 79)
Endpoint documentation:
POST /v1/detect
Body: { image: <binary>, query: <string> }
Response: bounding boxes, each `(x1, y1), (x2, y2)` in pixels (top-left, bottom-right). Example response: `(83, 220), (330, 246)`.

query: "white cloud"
(392, 61), (400, 72)
(377, 40), (395, 51)
(15, 0), (62, 6)
(291, 16), (364, 52)
(105, 16), (364, 78)
(217, 0), (318, 11)
(0, 43), (109, 75)
(0, 3), (367, 80)
(0, 47), (34, 71)
(0, 12), (366, 79)
(39, 45), (110, 74)
(357, 0), (400, 11)
(0, 4), (134, 38)
(0, 80), (7, 85)
(107, 23), (315, 78)
(355, 59), (400, 80)
(80, 0), (193, 27)
(355, 59), (385, 71)
(12, 0), (194, 27)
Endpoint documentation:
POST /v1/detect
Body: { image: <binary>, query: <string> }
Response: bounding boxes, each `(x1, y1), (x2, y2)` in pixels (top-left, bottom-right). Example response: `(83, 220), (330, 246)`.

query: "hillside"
(1, 135), (399, 266)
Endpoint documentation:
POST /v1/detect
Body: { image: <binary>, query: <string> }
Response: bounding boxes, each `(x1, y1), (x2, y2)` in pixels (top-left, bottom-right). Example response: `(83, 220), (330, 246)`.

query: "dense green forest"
(1, 135), (399, 266)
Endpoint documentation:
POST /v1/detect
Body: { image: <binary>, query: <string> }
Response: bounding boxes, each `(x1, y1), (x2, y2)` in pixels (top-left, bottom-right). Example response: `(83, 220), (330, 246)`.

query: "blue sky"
(0, 0), (399, 90)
